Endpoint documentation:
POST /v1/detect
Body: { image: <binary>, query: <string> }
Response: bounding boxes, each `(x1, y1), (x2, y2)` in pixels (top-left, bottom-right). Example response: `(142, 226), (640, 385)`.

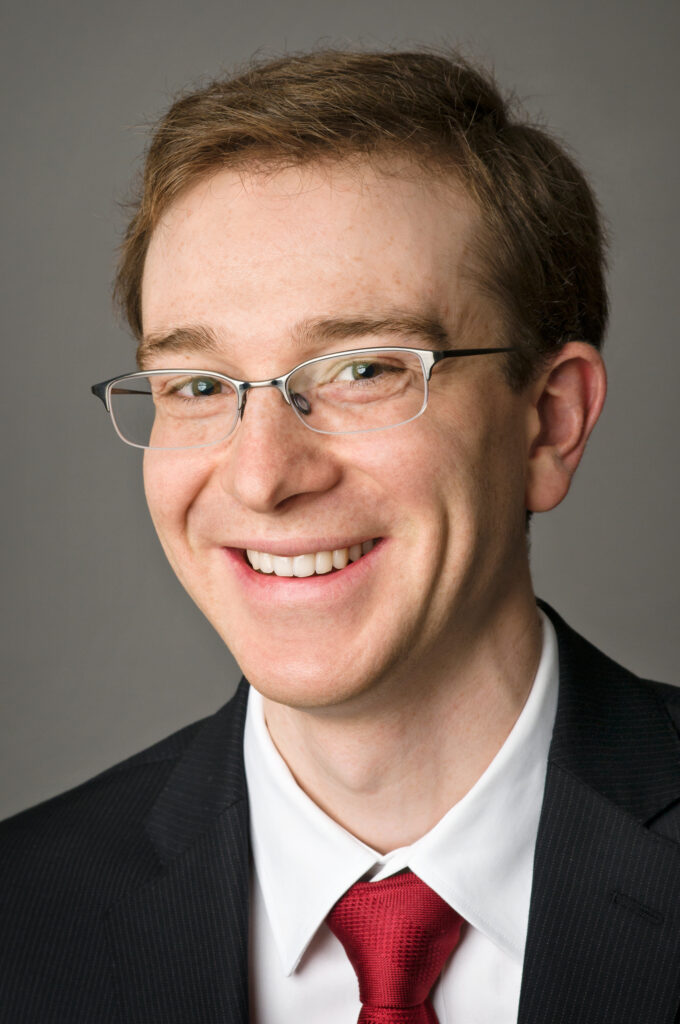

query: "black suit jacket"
(2, 603), (680, 1023)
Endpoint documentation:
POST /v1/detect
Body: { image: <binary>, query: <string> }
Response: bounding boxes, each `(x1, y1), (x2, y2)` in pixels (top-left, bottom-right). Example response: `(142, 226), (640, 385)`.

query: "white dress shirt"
(245, 611), (558, 1023)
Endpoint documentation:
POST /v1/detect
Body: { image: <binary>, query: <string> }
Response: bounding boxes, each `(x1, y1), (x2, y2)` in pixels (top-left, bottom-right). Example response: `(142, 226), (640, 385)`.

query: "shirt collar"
(244, 610), (558, 975)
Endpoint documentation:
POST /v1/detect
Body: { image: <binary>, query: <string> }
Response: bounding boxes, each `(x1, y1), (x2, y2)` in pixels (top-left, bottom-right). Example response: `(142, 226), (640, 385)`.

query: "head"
(114, 50), (607, 710)
(116, 49), (608, 389)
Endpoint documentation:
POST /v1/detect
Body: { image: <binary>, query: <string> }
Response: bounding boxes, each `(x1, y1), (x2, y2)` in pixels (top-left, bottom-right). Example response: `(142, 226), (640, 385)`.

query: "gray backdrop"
(2, 0), (678, 819)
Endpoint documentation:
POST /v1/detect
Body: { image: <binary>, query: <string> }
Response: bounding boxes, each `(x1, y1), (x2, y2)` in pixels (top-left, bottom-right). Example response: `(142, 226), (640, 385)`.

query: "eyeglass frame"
(91, 344), (513, 450)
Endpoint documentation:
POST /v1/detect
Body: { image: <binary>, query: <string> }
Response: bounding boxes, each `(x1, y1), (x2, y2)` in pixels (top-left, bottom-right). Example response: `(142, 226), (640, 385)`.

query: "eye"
(349, 361), (378, 380)
(174, 375), (224, 397)
(150, 374), (227, 401)
(150, 373), (236, 412)
(333, 359), (401, 382)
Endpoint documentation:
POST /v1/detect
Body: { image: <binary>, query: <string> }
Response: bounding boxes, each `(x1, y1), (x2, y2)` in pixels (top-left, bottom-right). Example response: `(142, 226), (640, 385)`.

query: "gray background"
(1, 0), (678, 819)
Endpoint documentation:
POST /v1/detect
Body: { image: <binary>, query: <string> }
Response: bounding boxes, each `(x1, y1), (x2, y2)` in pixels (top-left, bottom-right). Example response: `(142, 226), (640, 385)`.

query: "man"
(1, 49), (679, 1024)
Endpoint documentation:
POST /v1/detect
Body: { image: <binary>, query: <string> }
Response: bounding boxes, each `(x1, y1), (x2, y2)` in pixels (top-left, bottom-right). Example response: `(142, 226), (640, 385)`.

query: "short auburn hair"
(114, 48), (608, 387)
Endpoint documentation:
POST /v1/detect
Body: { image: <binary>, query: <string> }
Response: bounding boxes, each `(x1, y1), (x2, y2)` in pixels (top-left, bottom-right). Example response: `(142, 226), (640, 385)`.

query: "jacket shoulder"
(646, 678), (680, 739)
(646, 678), (680, 704)
(0, 686), (249, 1021)
(540, 599), (679, 706)
(0, 711), (211, 898)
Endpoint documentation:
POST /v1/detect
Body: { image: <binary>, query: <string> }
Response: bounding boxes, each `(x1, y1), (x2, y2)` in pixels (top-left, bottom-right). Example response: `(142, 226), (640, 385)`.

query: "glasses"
(91, 345), (511, 450)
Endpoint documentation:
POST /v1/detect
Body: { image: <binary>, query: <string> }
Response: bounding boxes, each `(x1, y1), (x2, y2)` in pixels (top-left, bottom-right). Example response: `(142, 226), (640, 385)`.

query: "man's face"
(141, 162), (536, 712)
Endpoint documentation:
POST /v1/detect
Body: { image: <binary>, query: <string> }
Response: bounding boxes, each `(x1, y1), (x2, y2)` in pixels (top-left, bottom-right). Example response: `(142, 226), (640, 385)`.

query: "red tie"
(327, 870), (463, 1023)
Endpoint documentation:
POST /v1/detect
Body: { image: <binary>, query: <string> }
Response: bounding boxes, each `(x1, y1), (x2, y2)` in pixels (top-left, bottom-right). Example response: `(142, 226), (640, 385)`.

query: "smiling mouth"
(244, 539), (379, 577)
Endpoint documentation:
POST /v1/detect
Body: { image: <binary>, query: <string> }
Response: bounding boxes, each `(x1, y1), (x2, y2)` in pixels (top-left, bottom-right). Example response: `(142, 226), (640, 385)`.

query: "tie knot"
(327, 871), (462, 1022)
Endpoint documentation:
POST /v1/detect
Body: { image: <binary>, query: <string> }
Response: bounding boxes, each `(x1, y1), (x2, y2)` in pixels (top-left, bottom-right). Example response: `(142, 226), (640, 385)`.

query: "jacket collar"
(146, 679), (250, 861)
(540, 600), (680, 821)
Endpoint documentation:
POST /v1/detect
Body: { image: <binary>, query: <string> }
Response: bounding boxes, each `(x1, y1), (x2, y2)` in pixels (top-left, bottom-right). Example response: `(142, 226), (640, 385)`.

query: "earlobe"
(525, 342), (607, 513)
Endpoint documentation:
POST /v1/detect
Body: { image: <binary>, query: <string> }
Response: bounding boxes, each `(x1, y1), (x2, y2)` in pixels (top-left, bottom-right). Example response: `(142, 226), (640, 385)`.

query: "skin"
(140, 162), (606, 852)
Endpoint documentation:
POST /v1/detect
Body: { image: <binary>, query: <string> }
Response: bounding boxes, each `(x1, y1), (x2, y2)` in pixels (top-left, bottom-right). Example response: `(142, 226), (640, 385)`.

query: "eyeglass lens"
(109, 350), (428, 448)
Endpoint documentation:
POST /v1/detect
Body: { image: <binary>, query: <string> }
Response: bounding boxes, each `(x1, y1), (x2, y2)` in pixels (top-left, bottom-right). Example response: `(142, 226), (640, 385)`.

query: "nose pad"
(238, 388), (249, 420)
(291, 391), (312, 416)
(233, 382), (308, 449)
(239, 381), (302, 425)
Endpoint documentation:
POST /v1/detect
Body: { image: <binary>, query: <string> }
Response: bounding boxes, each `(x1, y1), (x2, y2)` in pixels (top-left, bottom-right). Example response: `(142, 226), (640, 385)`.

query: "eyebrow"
(137, 313), (451, 368)
(137, 324), (217, 369)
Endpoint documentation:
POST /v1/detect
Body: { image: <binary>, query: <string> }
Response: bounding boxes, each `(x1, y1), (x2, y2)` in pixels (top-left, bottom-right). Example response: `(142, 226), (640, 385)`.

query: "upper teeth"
(246, 540), (375, 577)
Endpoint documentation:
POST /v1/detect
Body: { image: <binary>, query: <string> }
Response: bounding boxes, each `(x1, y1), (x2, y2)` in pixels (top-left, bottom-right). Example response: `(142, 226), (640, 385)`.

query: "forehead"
(141, 161), (485, 357)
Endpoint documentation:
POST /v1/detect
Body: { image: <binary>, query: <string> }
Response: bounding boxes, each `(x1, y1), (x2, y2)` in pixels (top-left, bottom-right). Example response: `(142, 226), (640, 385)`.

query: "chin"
(229, 641), (390, 712)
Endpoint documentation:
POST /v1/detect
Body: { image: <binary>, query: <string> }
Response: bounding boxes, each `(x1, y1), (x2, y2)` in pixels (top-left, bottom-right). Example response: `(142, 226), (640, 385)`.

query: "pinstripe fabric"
(520, 764), (680, 1023)
(1, 603), (679, 1023)
(0, 694), (251, 1023)
(106, 691), (251, 1024)
(520, 603), (680, 1023)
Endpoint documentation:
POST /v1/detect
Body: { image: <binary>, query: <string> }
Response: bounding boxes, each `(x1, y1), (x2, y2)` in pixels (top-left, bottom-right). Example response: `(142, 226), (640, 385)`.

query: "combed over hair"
(115, 49), (608, 386)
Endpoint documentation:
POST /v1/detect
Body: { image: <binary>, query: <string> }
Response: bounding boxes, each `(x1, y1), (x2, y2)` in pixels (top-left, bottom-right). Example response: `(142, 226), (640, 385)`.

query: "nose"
(218, 385), (342, 513)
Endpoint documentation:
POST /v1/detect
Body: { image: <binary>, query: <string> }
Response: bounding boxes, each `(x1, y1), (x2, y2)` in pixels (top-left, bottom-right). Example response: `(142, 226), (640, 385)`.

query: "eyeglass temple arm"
(427, 347), (512, 378)
(91, 380), (153, 410)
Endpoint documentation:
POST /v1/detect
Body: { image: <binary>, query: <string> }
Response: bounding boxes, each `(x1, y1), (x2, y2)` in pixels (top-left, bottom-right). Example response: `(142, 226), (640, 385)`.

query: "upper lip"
(225, 537), (380, 557)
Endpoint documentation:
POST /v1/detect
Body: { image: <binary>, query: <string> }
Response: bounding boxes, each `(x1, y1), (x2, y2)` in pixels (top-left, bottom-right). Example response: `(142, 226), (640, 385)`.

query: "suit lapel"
(105, 682), (251, 1024)
(519, 606), (680, 1023)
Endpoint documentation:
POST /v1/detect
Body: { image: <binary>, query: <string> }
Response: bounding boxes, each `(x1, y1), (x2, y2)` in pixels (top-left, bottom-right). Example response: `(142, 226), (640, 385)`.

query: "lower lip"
(222, 540), (384, 606)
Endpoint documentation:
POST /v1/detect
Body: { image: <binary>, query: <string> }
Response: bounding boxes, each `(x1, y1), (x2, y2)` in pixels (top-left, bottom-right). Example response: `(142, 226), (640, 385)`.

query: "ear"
(525, 341), (607, 513)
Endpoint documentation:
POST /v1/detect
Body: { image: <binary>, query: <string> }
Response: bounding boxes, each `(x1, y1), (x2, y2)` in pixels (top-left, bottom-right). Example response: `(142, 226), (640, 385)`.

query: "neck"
(262, 594), (544, 853)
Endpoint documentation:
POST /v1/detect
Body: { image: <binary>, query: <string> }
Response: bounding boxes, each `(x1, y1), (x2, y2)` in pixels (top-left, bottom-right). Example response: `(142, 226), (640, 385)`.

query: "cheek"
(463, 419), (530, 552)
(421, 397), (527, 541)
(142, 450), (212, 540)
(344, 426), (454, 529)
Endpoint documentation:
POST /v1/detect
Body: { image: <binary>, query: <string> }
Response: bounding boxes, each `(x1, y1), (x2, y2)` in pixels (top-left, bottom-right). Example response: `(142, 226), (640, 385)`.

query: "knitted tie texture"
(327, 870), (463, 1024)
